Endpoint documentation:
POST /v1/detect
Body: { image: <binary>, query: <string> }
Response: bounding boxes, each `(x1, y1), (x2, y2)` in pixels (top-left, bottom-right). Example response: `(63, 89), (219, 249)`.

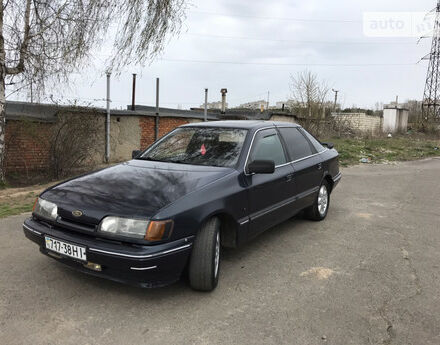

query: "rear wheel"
(305, 181), (330, 221)
(188, 217), (221, 291)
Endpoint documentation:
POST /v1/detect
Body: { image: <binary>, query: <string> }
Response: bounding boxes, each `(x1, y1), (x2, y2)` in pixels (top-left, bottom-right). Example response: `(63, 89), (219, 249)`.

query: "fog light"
(84, 262), (102, 271)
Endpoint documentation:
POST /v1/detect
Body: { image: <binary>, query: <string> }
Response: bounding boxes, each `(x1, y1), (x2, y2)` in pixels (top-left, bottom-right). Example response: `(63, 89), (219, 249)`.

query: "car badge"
(72, 210), (83, 217)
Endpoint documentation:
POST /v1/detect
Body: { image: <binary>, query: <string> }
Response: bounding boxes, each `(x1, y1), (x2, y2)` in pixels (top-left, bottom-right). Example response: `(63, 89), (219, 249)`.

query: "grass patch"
(0, 190), (38, 219)
(0, 202), (34, 218)
(325, 136), (440, 167)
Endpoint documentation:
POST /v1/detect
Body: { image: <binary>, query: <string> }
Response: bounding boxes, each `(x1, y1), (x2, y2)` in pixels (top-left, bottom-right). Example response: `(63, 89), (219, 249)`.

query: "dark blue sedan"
(23, 121), (341, 291)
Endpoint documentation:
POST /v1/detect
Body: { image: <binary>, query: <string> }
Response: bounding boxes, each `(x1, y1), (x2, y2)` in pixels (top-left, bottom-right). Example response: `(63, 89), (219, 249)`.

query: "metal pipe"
(204, 88), (208, 121)
(155, 78), (159, 141)
(131, 73), (136, 111)
(106, 72), (111, 163)
(221, 88), (227, 114)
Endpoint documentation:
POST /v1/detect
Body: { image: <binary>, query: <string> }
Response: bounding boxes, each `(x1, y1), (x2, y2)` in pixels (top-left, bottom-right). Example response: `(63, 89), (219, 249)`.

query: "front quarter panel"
(153, 171), (247, 243)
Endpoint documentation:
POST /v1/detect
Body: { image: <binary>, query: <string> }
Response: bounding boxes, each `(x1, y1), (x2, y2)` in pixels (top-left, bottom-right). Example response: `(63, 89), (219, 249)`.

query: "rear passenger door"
(245, 128), (296, 238)
(278, 127), (323, 211)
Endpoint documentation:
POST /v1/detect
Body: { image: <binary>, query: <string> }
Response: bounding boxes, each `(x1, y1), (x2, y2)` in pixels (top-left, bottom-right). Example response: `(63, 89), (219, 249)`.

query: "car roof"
(181, 120), (300, 130)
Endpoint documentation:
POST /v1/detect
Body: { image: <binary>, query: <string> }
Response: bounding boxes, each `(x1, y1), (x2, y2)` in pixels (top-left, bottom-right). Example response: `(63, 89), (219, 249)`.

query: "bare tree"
(0, 0), (188, 183)
(290, 70), (329, 118)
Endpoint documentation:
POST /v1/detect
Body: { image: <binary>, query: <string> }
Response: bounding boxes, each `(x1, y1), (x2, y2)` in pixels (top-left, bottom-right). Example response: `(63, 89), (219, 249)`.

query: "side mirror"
(132, 150), (142, 159)
(322, 142), (334, 149)
(247, 160), (275, 174)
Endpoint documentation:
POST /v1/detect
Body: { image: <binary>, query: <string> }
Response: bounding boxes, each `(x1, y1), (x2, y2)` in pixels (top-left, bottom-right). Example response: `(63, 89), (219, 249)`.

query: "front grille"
(56, 217), (97, 234)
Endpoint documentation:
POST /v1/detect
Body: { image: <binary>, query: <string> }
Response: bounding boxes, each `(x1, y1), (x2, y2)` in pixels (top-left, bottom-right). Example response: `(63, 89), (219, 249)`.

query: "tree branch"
(5, 0), (32, 75)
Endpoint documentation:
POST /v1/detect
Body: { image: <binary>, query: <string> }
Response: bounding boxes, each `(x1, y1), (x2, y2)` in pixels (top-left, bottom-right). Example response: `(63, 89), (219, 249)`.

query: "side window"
(299, 128), (326, 153)
(249, 129), (287, 166)
(278, 127), (313, 161)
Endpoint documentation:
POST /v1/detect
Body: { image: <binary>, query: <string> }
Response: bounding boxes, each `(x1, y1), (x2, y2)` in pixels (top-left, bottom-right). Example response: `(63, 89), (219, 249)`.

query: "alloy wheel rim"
(214, 231), (220, 278)
(318, 185), (328, 216)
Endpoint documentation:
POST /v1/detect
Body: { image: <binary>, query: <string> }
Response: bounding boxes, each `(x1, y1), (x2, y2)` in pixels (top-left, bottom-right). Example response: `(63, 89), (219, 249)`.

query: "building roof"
(183, 120), (300, 129)
(5, 101), (296, 122)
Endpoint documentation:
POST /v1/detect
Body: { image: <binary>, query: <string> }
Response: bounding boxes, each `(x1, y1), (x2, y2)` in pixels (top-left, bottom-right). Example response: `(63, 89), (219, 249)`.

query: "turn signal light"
(145, 220), (174, 241)
(32, 197), (38, 212)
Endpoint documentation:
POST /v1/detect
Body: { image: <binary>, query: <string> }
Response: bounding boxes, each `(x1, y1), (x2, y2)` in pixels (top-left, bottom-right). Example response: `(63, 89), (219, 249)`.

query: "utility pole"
(204, 88), (208, 122)
(332, 89), (339, 112)
(106, 72), (111, 163)
(422, 0), (440, 122)
(131, 73), (136, 111)
(267, 91), (270, 110)
(155, 78), (159, 141)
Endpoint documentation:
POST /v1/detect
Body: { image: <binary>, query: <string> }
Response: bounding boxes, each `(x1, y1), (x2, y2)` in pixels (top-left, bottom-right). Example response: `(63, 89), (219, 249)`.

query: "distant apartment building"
(199, 101), (228, 110)
(238, 100), (268, 110)
(273, 100), (297, 110)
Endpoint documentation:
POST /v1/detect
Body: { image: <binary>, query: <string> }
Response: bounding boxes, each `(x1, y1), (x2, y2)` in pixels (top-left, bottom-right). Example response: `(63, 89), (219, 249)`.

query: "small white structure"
(383, 105), (409, 133)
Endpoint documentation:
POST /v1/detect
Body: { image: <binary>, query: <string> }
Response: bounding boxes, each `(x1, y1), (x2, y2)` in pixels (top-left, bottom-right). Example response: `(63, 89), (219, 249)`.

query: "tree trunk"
(0, 73), (5, 184)
(0, 3), (5, 184)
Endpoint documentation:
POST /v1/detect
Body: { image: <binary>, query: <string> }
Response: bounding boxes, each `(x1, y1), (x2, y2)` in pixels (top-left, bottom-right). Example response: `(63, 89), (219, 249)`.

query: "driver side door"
(244, 128), (296, 239)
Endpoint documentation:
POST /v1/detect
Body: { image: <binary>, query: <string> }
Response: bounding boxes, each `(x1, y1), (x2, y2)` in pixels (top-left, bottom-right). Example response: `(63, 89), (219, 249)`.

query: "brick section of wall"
(5, 115), (194, 175)
(5, 120), (53, 173)
(139, 117), (189, 149)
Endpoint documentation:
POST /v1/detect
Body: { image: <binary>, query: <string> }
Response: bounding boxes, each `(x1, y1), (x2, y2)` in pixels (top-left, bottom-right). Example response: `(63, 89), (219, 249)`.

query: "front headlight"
(33, 198), (58, 220)
(98, 216), (173, 241)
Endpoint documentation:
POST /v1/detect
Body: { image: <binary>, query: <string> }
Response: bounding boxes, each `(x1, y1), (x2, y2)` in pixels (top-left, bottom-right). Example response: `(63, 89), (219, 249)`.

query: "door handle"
(317, 163), (322, 170)
(285, 173), (294, 182)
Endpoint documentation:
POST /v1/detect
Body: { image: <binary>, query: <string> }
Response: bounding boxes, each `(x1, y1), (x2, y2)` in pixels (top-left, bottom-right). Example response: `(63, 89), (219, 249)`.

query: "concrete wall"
(270, 114), (297, 124)
(110, 116), (141, 162)
(332, 113), (382, 134)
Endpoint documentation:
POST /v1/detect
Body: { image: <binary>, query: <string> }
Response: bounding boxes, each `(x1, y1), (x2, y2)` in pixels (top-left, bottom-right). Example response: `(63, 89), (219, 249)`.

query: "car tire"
(305, 180), (330, 221)
(188, 217), (221, 292)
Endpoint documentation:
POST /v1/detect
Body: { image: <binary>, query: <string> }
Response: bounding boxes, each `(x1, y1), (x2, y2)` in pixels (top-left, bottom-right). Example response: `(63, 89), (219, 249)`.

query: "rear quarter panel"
(320, 148), (340, 179)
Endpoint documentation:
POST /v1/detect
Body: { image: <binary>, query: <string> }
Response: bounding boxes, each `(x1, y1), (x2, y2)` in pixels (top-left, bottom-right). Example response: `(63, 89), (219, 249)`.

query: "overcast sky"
(10, 0), (437, 110)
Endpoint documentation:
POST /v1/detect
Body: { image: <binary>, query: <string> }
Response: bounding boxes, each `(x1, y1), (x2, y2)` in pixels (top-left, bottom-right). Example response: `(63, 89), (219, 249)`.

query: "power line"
(189, 9), (361, 23)
(160, 58), (419, 67)
(184, 32), (418, 45)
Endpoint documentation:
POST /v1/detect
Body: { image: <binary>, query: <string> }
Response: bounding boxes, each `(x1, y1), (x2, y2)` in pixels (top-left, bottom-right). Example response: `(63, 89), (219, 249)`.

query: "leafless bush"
(50, 112), (103, 179)
(298, 116), (358, 139)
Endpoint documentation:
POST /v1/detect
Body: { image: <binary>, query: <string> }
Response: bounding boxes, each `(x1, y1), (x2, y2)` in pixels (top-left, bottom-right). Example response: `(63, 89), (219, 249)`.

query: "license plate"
(45, 236), (87, 262)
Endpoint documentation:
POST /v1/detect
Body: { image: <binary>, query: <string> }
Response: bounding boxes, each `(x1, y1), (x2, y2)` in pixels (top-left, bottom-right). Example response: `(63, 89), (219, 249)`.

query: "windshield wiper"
(135, 156), (162, 162)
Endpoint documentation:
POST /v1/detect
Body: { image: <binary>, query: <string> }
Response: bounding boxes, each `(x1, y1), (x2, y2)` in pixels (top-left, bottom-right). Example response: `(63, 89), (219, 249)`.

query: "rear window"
(278, 127), (314, 161)
(299, 128), (326, 153)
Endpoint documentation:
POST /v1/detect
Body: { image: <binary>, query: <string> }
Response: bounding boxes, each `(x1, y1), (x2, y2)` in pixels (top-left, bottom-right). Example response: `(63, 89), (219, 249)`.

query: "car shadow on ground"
(49, 214), (312, 300)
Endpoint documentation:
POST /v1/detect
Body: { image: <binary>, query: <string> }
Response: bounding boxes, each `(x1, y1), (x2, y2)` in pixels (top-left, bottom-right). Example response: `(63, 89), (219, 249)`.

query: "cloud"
(10, 0), (434, 109)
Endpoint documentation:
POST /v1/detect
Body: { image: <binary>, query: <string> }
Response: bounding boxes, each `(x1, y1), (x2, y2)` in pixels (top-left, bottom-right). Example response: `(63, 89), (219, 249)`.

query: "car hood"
(42, 160), (233, 224)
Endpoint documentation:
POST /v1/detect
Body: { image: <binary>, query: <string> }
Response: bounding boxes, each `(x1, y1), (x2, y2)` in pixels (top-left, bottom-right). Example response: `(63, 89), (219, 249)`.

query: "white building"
(383, 105), (409, 133)
(200, 101), (228, 110)
(238, 100), (268, 110)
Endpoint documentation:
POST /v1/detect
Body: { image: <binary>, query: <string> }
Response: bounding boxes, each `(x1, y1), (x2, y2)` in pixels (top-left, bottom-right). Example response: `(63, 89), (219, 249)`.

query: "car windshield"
(138, 127), (248, 167)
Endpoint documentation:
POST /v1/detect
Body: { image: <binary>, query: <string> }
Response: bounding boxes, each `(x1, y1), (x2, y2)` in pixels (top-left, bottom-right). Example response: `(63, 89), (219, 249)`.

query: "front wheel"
(188, 217), (221, 291)
(305, 181), (330, 221)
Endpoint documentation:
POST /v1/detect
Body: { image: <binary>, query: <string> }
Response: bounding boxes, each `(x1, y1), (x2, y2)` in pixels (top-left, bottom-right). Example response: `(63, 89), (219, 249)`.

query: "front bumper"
(23, 218), (193, 288)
